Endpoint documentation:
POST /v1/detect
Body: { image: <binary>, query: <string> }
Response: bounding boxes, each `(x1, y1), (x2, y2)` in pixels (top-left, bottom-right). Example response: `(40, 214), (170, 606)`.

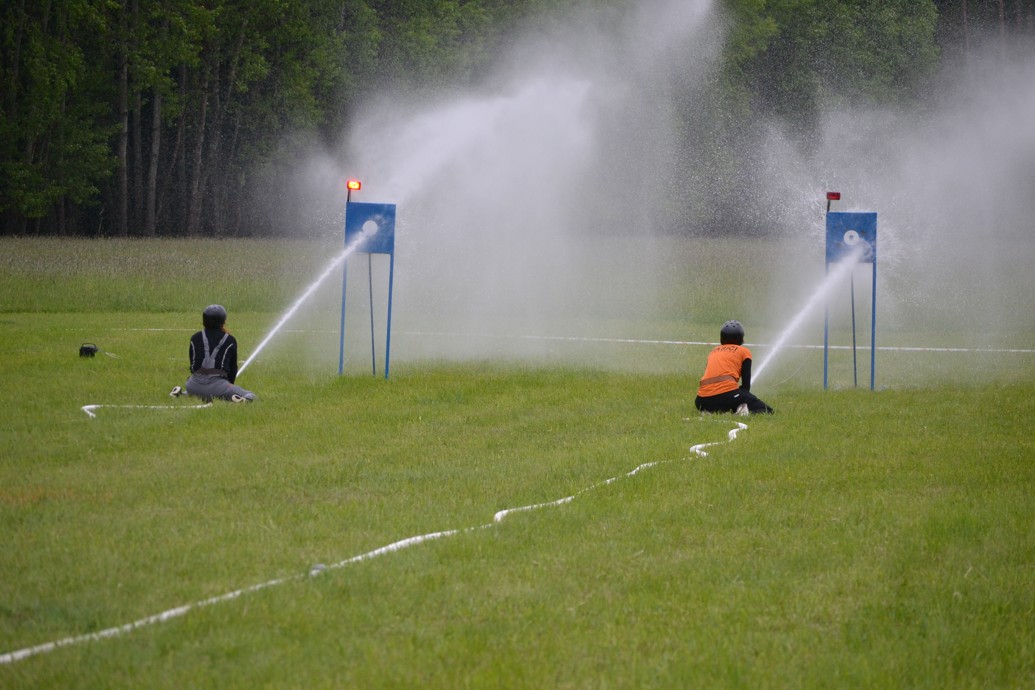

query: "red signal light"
(346, 179), (362, 191)
(826, 191), (841, 201)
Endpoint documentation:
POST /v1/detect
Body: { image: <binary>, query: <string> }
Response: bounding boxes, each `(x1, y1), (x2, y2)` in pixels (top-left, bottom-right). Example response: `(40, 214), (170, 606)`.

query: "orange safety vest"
(697, 344), (751, 397)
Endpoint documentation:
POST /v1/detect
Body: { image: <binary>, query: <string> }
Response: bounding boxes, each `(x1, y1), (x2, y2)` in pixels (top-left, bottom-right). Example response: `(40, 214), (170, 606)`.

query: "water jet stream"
(753, 244), (866, 383)
(238, 229), (377, 377)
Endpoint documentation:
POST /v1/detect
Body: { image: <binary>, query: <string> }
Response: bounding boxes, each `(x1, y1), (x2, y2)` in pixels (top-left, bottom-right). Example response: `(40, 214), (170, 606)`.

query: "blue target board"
(823, 208), (877, 390)
(345, 202), (396, 254)
(340, 200), (397, 378)
(826, 212), (876, 263)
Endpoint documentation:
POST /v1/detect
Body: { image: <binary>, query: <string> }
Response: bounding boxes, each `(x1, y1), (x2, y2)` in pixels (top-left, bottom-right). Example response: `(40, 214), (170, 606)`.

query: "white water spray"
(753, 244), (866, 383)
(238, 228), (378, 377)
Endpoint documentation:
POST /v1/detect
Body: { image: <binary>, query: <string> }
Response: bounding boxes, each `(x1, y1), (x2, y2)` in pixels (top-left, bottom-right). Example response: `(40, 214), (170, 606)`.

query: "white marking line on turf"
(401, 331), (1035, 354)
(80, 403), (212, 418)
(108, 327), (1035, 354)
(0, 418), (746, 665)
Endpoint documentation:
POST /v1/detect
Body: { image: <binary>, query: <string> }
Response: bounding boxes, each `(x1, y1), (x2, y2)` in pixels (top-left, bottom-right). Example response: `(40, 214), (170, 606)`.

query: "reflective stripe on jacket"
(697, 344), (751, 397)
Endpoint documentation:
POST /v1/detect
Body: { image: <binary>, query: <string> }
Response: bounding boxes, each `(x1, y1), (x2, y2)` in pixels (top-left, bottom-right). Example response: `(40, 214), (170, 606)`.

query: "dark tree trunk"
(158, 67), (187, 231)
(999, 0), (1007, 44)
(5, 0), (26, 120)
(116, 5), (129, 236)
(145, 85), (161, 236)
(963, 0), (971, 52)
(130, 0), (142, 233)
(186, 72), (209, 236)
(132, 90), (143, 234)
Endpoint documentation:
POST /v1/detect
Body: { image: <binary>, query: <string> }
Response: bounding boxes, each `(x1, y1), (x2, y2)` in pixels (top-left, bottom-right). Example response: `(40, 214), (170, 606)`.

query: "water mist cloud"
(758, 48), (1035, 350)
(337, 0), (723, 361)
(284, 0), (1033, 376)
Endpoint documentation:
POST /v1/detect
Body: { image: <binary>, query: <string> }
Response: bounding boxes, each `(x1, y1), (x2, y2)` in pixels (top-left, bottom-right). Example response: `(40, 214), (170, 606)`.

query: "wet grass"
(1, 237), (1033, 688)
(0, 237), (332, 314)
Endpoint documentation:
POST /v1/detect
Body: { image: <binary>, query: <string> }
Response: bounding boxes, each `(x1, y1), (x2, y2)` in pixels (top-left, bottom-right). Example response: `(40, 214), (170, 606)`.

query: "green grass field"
(1, 237), (1033, 688)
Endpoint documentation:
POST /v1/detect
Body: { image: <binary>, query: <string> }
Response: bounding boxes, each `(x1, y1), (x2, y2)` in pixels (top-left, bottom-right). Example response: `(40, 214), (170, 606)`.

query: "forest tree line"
(1, 0), (1032, 237)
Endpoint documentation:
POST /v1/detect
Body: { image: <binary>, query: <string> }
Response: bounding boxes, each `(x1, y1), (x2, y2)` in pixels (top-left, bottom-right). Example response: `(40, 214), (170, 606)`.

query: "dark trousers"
(695, 388), (773, 415)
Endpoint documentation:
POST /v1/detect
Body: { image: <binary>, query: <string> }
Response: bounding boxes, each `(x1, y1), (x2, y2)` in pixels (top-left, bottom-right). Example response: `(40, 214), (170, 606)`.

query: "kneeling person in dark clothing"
(171, 304), (256, 403)
(695, 320), (773, 415)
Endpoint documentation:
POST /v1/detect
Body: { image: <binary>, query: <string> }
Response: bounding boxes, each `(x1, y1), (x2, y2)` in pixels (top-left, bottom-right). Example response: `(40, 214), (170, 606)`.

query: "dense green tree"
(0, 0), (116, 234)
(0, 0), (1030, 236)
(661, 0), (943, 233)
(721, 0), (940, 133)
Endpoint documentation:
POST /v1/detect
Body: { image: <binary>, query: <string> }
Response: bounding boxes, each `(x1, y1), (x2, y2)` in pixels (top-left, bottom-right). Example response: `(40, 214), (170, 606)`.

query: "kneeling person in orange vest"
(695, 320), (773, 415)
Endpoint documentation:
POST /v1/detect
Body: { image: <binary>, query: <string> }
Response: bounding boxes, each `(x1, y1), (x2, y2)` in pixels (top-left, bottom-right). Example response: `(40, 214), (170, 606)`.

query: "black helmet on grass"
(202, 304), (227, 329)
(720, 320), (744, 345)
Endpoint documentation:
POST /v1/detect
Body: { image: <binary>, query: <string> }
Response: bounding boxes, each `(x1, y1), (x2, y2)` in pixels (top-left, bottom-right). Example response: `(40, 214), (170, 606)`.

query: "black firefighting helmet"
(202, 304), (228, 329)
(720, 320), (744, 344)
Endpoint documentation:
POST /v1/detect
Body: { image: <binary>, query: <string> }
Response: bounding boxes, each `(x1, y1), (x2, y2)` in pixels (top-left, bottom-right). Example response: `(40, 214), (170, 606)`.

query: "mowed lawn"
(1, 237), (1033, 688)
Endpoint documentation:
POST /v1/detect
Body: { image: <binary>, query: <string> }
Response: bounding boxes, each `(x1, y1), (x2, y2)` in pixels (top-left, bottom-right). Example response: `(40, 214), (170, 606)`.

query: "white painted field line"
(406, 330), (715, 347)
(80, 403), (212, 418)
(402, 331), (1035, 354)
(0, 417), (746, 665)
(106, 327), (1035, 354)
